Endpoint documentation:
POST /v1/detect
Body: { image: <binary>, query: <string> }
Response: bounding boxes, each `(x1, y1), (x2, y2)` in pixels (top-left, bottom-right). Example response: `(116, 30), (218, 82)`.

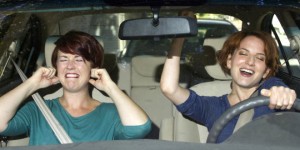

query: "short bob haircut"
(217, 31), (280, 79)
(51, 30), (104, 69)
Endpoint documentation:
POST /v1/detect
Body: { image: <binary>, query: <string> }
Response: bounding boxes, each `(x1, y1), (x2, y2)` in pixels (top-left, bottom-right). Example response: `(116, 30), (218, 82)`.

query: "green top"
(0, 99), (151, 145)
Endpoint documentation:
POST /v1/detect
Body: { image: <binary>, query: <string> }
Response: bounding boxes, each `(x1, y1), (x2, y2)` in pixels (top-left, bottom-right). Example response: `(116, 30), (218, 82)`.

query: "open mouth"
(240, 68), (254, 76)
(65, 73), (79, 78)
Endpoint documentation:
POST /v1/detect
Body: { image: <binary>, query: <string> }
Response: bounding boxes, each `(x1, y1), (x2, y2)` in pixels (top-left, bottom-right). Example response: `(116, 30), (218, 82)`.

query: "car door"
(265, 10), (300, 97)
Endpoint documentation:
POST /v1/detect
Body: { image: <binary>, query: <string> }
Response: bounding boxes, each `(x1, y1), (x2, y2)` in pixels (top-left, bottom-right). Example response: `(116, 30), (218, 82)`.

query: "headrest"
(45, 36), (59, 67)
(205, 64), (231, 80)
(200, 35), (232, 80)
(131, 55), (166, 77)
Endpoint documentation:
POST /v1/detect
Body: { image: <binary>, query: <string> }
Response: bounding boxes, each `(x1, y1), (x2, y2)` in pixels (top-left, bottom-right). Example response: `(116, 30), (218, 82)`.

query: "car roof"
(0, 0), (299, 12)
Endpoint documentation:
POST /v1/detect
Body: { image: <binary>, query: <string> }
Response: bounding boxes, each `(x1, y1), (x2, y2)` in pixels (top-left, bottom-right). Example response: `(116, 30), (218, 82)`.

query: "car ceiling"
(0, 0), (299, 12)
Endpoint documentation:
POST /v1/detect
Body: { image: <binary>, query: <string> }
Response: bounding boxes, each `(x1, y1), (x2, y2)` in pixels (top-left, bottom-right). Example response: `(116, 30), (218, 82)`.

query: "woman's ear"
(226, 54), (232, 69)
(263, 67), (271, 79)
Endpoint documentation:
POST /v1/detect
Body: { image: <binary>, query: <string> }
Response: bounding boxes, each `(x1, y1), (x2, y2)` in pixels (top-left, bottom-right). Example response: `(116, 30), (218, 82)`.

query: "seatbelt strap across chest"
(233, 87), (260, 133)
(11, 59), (73, 144)
(232, 107), (254, 133)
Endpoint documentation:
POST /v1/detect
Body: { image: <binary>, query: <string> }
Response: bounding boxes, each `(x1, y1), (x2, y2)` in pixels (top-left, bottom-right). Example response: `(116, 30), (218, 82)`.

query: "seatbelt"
(232, 104), (254, 133)
(0, 136), (8, 147)
(233, 84), (262, 133)
(11, 59), (73, 144)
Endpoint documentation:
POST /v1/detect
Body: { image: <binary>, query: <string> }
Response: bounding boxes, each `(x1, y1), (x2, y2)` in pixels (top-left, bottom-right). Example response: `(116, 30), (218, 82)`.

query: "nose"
(67, 60), (75, 69)
(246, 55), (255, 66)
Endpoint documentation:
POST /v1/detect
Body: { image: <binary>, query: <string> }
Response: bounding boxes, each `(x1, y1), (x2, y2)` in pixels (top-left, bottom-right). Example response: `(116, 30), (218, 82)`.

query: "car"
(0, 0), (300, 150)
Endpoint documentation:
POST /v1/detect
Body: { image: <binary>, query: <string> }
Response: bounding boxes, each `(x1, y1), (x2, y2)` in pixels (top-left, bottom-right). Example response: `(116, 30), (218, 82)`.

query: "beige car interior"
(159, 34), (231, 143)
(5, 35), (116, 146)
(130, 55), (176, 132)
(5, 31), (230, 146)
(4, 35), (174, 146)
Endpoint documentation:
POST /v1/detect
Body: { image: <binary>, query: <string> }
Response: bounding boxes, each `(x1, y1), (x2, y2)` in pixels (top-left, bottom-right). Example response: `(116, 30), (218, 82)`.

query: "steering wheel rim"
(206, 96), (300, 143)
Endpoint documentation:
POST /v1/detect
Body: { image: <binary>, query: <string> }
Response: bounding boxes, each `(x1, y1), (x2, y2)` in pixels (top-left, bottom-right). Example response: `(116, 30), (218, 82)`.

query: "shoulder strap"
(0, 136), (8, 147)
(11, 59), (73, 144)
(233, 82), (262, 133)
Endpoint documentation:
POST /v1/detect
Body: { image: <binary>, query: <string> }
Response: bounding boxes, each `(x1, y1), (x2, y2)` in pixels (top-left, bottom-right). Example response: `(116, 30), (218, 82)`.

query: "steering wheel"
(206, 96), (300, 143)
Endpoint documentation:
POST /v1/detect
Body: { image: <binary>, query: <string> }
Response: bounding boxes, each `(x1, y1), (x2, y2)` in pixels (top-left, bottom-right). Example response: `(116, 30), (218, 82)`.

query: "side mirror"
(118, 17), (198, 40)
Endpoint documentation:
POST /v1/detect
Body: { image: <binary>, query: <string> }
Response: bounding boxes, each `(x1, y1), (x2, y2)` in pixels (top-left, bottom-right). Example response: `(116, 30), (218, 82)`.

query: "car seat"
(159, 34), (231, 143)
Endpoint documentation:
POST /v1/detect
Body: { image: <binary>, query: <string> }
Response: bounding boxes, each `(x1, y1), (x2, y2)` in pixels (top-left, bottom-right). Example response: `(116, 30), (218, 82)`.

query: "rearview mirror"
(119, 17), (198, 40)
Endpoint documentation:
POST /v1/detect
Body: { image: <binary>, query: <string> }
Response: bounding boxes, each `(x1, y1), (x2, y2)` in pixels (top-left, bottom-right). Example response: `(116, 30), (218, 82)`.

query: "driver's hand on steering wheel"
(261, 86), (296, 110)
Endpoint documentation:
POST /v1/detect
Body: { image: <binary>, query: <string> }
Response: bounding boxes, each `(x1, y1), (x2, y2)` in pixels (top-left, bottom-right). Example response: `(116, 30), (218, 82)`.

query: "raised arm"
(160, 11), (196, 105)
(0, 67), (58, 132)
(160, 37), (190, 105)
(89, 68), (149, 126)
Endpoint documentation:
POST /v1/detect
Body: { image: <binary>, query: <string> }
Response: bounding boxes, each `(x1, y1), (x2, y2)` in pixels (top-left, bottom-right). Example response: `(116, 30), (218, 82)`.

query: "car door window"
(271, 14), (300, 78)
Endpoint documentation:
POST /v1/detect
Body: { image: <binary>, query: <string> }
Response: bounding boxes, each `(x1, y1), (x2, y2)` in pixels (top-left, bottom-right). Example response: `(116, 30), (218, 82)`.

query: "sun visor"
(119, 17), (198, 40)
